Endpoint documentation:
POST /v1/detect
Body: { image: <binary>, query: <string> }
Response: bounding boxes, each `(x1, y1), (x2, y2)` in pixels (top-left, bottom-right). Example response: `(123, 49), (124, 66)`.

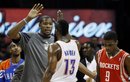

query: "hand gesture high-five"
(53, 10), (64, 24)
(27, 3), (44, 19)
(57, 10), (64, 21)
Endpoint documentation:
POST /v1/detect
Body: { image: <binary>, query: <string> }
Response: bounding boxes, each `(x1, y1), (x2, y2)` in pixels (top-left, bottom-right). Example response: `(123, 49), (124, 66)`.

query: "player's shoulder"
(119, 49), (129, 57)
(96, 48), (105, 54)
(1, 59), (10, 65)
(0, 59), (11, 70)
(49, 43), (60, 51)
(70, 39), (81, 50)
(50, 42), (59, 47)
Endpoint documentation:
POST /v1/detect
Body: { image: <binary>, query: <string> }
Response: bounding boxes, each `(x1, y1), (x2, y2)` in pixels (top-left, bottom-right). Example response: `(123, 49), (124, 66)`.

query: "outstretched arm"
(53, 10), (64, 41)
(57, 10), (64, 21)
(53, 10), (64, 23)
(7, 3), (43, 39)
(78, 62), (96, 79)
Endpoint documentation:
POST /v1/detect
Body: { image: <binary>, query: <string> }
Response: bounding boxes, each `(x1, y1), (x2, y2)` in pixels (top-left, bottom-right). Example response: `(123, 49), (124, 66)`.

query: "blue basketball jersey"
(0, 58), (24, 82)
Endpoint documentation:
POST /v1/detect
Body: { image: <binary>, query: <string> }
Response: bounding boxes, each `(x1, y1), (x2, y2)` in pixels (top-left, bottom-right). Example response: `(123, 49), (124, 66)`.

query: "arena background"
(0, 0), (130, 53)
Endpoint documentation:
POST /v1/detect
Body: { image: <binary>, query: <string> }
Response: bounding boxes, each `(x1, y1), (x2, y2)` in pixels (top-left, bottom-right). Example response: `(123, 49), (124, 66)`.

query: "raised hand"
(52, 10), (64, 24)
(57, 10), (64, 21)
(27, 3), (44, 19)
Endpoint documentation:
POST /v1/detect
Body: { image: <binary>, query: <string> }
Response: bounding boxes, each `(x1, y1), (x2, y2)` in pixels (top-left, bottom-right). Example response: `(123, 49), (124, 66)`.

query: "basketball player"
(43, 19), (96, 82)
(0, 42), (24, 82)
(96, 31), (130, 82)
(7, 3), (55, 82)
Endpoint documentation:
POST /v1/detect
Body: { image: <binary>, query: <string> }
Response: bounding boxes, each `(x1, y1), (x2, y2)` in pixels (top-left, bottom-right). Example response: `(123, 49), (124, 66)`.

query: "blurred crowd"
(0, 33), (25, 62)
(0, 33), (12, 62)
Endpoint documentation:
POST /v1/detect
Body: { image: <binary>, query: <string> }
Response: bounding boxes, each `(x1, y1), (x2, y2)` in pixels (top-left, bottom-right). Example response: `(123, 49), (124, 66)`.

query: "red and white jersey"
(97, 48), (129, 82)
(50, 40), (80, 82)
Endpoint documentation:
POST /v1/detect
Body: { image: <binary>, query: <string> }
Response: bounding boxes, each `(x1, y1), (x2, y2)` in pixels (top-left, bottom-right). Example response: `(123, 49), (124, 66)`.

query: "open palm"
(28, 3), (44, 19)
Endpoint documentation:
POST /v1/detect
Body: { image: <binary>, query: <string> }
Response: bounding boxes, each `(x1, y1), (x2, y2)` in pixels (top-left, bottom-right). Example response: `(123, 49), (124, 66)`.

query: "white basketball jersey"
(50, 40), (80, 82)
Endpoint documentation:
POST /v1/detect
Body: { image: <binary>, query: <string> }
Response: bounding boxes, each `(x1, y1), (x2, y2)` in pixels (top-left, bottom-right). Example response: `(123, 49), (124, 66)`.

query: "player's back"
(50, 40), (80, 82)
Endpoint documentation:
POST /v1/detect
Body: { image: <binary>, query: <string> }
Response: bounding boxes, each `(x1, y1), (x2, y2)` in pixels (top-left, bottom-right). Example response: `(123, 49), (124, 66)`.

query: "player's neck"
(109, 48), (120, 57)
(86, 55), (94, 63)
(60, 34), (72, 42)
(11, 55), (21, 64)
(39, 32), (51, 38)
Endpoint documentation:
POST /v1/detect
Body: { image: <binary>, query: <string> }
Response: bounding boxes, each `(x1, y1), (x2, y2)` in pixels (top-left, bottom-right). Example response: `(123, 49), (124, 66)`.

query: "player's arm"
(86, 78), (92, 82)
(53, 10), (64, 23)
(95, 52), (100, 82)
(85, 70), (96, 82)
(43, 43), (60, 82)
(78, 62), (96, 79)
(7, 3), (43, 40)
(57, 10), (64, 21)
(11, 64), (24, 82)
(124, 55), (130, 77)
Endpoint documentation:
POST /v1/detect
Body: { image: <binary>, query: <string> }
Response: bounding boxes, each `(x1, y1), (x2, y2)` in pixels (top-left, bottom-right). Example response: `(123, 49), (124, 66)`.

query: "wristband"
(23, 19), (28, 24)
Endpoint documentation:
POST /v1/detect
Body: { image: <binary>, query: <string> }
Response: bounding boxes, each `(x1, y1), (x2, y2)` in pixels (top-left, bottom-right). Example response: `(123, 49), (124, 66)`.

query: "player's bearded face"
(40, 18), (53, 36)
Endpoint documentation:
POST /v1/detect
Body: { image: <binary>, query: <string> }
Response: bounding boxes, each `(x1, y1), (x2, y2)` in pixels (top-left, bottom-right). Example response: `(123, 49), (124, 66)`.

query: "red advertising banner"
(0, 9), (115, 43)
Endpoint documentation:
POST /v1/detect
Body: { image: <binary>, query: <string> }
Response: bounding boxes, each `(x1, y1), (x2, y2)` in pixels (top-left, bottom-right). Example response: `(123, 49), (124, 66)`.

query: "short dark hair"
(8, 42), (17, 49)
(56, 19), (69, 36)
(103, 31), (117, 42)
(39, 15), (52, 24)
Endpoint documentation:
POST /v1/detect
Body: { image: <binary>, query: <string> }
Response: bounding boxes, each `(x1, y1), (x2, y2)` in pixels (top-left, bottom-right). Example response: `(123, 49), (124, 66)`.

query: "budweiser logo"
(0, 14), (112, 38)
(69, 15), (112, 38)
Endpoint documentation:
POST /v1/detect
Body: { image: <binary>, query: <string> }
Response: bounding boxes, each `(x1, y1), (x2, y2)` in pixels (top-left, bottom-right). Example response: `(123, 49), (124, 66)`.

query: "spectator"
(0, 42), (24, 82)
(77, 42), (96, 82)
(11, 62), (24, 82)
(91, 36), (101, 52)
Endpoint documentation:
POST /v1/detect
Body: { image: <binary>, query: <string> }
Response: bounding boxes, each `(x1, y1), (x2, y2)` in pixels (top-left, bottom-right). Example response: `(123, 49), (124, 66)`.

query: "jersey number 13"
(64, 59), (76, 75)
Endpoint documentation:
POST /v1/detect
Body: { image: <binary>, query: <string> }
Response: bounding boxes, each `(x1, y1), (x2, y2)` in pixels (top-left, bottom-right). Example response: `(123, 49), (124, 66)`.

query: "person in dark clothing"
(76, 42), (96, 82)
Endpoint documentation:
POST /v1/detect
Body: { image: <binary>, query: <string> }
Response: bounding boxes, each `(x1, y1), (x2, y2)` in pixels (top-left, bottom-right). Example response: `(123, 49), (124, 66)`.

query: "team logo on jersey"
(100, 62), (119, 70)
(0, 70), (4, 78)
